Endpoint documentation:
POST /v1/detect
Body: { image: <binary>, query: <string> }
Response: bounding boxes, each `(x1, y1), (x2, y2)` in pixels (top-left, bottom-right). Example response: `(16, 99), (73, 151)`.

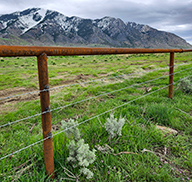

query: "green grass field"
(0, 52), (192, 181)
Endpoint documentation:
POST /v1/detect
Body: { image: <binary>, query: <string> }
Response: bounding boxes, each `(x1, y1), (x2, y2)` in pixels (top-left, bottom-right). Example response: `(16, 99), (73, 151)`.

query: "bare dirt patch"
(0, 87), (36, 101)
(0, 87), (40, 114)
(0, 74), (96, 107)
(57, 74), (96, 86)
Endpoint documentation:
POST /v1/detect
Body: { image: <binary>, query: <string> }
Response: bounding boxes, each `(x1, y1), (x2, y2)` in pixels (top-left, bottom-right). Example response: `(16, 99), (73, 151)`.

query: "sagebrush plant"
(61, 119), (96, 179)
(67, 139), (96, 179)
(179, 78), (192, 93)
(104, 113), (125, 139)
(61, 119), (81, 141)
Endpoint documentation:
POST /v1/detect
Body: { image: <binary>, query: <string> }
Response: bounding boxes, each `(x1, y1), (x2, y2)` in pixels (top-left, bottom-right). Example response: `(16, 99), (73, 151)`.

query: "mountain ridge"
(0, 8), (191, 48)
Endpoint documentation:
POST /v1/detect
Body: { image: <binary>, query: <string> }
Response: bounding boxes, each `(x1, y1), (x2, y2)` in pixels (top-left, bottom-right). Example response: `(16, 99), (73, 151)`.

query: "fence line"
(1, 66), (191, 129)
(1, 74), (191, 161)
(52, 74), (192, 137)
(48, 67), (192, 112)
(1, 61), (192, 101)
(1, 46), (192, 178)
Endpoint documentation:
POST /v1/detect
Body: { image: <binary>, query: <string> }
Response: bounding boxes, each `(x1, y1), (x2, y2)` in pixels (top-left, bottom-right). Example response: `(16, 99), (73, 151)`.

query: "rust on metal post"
(169, 52), (174, 99)
(182, 49), (192, 52)
(37, 53), (54, 178)
(0, 45), (185, 57)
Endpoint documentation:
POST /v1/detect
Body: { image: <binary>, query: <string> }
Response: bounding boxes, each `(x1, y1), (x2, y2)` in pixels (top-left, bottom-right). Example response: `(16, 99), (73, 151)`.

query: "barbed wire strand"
(173, 67), (192, 75)
(0, 136), (50, 161)
(1, 66), (191, 129)
(0, 113), (42, 128)
(176, 108), (192, 118)
(1, 74), (191, 161)
(1, 61), (192, 101)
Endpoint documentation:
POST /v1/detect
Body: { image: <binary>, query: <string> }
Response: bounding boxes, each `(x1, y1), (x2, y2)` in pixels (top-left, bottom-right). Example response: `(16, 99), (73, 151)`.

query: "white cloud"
(157, 24), (192, 32)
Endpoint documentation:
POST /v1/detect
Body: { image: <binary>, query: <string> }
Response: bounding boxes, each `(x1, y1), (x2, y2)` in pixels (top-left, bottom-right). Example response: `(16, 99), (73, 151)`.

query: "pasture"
(0, 52), (192, 181)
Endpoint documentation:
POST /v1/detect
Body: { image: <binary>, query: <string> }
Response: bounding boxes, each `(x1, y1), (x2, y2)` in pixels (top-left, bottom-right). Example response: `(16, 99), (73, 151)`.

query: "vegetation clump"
(104, 113), (125, 139)
(61, 119), (81, 141)
(145, 104), (174, 126)
(67, 139), (96, 179)
(179, 78), (192, 93)
(61, 119), (96, 179)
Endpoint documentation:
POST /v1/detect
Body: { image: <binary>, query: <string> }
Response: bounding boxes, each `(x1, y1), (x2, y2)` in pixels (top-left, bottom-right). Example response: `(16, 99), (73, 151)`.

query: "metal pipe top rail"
(0, 45), (191, 57)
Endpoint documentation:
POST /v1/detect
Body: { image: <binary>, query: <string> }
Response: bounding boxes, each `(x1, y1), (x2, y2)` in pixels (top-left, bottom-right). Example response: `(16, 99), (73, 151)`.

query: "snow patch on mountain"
(54, 14), (70, 31)
(127, 22), (152, 33)
(54, 15), (82, 32)
(141, 25), (151, 32)
(2, 21), (7, 28)
(96, 17), (114, 30)
(19, 8), (47, 34)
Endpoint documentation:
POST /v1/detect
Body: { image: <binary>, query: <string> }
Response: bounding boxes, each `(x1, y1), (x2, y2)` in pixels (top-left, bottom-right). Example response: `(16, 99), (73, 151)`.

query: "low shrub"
(179, 78), (192, 94)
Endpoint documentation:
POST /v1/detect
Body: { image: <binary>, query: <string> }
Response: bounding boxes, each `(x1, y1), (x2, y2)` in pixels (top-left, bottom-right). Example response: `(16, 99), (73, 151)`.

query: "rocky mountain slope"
(0, 8), (191, 48)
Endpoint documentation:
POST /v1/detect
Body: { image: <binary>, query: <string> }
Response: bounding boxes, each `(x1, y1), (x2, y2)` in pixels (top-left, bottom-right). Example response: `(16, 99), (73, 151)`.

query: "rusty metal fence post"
(37, 53), (55, 178)
(169, 52), (174, 99)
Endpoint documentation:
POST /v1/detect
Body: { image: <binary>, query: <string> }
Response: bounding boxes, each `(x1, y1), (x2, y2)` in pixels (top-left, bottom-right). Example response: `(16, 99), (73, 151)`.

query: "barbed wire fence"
(1, 50), (192, 181)
(1, 60), (192, 101)
(0, 66), (191, 129)
(1, 70), (192, 161)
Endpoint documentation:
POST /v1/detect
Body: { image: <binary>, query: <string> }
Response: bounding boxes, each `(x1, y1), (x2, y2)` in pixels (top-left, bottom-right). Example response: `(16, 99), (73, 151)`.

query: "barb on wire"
(1, 61), (192, 101)
(1, 67), (192, 129)
(1, 74), (191, 161)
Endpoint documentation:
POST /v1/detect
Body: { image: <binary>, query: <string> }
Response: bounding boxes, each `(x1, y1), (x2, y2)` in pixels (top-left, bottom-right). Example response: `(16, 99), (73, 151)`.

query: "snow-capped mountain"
(0, 8), (191, 48)
(0, 8), (46, 35)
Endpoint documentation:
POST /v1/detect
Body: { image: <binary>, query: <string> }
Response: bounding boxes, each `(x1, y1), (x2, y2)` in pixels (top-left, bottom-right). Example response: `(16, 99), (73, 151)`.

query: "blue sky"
(0, 0), (192, 44)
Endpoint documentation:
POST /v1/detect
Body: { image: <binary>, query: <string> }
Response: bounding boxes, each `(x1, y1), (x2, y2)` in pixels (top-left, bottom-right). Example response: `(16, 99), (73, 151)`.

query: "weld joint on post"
(40, 52), (47, 57)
